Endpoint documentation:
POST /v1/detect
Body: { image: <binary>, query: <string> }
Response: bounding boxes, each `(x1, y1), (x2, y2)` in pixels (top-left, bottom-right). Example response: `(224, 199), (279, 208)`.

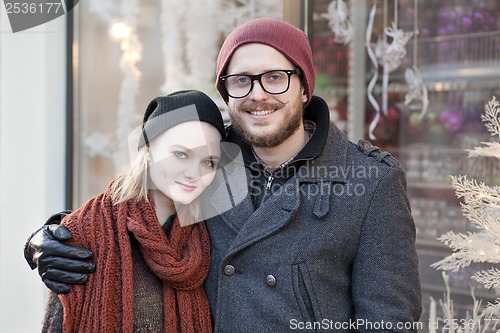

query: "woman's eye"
(174, 151), (187, 159)
(203, 160), (216, 168)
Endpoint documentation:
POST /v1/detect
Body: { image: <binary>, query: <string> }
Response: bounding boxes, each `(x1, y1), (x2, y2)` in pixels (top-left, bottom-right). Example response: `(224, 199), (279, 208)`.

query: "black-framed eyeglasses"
(219, 68), (301, 99)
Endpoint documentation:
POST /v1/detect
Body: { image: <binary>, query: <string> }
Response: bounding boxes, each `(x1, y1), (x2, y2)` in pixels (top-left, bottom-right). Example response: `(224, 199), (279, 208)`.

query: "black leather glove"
(24, 211), (95, 294)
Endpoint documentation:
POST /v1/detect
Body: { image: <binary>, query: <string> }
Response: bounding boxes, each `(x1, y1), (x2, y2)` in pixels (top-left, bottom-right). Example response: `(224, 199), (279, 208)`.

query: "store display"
(311, 0), (500, 329)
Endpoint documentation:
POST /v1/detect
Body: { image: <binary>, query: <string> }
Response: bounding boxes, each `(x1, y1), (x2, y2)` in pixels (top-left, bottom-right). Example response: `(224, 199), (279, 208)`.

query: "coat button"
(224, 264), (235, 276)
(266, 275), (276, 287)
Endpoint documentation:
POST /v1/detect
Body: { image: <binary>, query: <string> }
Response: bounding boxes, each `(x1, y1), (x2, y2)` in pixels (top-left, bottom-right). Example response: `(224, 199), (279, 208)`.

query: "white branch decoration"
(473, 268), (500, 290)
(467, 97), (500, 159)
(468, 142), (500, 160)
(432, 96), (500, 319)
(430, 274), (489, 333)
(482, 96), (500, 138)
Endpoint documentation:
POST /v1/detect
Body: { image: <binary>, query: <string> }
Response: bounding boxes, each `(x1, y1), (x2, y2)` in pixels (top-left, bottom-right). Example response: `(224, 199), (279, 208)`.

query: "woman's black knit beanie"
(137, 90), (225, 150)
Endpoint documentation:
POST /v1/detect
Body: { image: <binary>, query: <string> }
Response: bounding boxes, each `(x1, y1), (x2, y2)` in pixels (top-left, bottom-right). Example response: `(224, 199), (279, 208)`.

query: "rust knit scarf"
(58, 183), (212, 333)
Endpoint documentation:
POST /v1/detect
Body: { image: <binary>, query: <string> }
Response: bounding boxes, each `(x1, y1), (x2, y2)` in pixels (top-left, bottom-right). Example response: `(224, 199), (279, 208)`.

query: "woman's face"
(148, 121), (222, 205)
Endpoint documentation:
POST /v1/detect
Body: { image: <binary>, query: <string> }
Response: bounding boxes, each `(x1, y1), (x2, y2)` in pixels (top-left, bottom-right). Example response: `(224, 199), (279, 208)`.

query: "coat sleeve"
(352, 165), (422, 332)
(41, 291), (63, 333)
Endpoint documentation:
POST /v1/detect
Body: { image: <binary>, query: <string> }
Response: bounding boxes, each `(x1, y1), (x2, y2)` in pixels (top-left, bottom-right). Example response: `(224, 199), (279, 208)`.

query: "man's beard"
(229, 98), (304, 148)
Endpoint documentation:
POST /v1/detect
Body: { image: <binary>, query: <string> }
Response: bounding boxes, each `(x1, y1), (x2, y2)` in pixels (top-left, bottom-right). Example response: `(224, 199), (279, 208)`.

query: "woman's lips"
(175, 181), (197, 191)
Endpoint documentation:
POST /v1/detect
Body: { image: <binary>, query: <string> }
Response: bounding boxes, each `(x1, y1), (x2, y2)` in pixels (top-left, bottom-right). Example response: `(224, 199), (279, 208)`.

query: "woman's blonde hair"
(110, 146), (202, 222)
(110, 147), (150, 204)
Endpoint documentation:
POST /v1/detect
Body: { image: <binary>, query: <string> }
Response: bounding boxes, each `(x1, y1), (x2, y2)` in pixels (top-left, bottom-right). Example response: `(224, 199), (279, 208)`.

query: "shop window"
(308, 0), (500, 330)
(70, 0), (283, 206)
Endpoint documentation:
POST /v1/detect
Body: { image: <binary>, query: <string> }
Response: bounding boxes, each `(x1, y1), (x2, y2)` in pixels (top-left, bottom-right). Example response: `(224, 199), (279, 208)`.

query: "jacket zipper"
(266, 174), (274, 190)
(263, 157), (312, 192)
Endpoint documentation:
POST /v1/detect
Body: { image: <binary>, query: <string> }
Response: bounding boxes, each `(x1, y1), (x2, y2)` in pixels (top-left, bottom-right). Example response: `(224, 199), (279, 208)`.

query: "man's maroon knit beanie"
(216, 18), (315, 105)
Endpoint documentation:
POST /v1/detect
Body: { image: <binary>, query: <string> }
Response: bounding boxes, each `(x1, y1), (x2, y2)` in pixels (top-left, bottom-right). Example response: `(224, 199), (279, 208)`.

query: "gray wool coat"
(204, 96), (422, 333)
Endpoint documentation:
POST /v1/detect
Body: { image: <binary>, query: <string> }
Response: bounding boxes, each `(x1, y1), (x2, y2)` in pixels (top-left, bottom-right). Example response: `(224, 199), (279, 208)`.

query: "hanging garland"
(83, 0), (142, 174)
(160, 0), (188, 93)
(366, 0), (413, 139)
(217, 0), (283, 37)
(114, 0), (142, 173)
(322, 0), (354, 45)
(365, 3), (381, 140)
(404, 0), (429, 120)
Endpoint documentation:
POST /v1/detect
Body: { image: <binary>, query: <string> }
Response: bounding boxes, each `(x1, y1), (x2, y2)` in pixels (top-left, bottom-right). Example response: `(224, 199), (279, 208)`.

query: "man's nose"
(248, 79), (269, 101)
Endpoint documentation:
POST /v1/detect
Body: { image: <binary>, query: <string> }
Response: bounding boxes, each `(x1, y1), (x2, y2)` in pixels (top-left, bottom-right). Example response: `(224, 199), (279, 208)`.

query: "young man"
(26, 18), (421, 332)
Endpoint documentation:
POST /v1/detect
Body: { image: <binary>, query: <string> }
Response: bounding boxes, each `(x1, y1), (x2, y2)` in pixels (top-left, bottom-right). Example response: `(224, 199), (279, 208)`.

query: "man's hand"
(24, 224), (95, 294)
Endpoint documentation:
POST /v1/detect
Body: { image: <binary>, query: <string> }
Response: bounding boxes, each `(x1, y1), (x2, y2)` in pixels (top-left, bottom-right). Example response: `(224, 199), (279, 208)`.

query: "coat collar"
(297, 105), (350, 184)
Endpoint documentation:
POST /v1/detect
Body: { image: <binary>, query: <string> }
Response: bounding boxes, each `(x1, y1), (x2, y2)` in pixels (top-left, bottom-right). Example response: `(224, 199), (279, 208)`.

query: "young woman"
(42, 90), (227, 333)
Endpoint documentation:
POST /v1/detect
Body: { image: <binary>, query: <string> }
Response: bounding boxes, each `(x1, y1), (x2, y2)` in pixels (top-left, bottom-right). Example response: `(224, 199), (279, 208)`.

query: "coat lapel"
(223, 178), (301, 258)
(215, 191), (255, 234)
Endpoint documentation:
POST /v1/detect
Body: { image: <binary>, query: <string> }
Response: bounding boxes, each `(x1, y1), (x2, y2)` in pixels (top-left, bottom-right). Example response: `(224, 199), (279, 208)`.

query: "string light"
(110, 22), (132, 41)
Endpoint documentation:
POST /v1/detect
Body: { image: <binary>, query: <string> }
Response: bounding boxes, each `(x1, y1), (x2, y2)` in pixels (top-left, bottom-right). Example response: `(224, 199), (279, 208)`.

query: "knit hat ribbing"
(138, 90), (225, 150)
(216, 18), (315, 105)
